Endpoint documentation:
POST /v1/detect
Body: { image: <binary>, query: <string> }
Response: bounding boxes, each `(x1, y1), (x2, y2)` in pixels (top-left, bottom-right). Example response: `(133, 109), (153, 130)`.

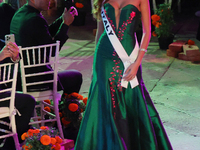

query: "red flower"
(61, 117), (71, 125)
(68, 103), (79, 112)
(152, 31), (157, 37)
(44, 106), (51, 112)
(75, 2), (84, 8)
(152, 20), (157, 26)
(40, 126), (49, 130)
(187, 39), (195, 45)
(130, 11), (136, 18)
(44, 99), (51, 104)
(51, 137), (57, 145)
(155, 22), (162, 28)
(83, 97), (88, 105)
(55, 136), (63, 144)
(151, 14), (160, 22)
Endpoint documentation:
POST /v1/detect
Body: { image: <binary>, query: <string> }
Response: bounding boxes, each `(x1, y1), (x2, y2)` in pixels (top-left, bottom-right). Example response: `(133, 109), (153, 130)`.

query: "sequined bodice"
(97, 3), (141, 57)
(104, 3), (141, 41)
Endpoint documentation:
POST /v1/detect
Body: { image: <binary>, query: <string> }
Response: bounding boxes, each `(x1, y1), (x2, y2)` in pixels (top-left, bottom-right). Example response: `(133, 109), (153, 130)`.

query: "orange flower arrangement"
(21, 126), (62, 150)
(59, 92), (87, 128)
(151, 3), (175, 38)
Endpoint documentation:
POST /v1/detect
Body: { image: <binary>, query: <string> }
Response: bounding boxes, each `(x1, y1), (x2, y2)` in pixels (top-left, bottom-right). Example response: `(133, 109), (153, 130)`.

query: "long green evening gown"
(74, 3), (173, 150)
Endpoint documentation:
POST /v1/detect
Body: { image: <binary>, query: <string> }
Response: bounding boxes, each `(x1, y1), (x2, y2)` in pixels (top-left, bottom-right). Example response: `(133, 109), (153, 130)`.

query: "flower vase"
(158, 35), (174, 50)
(72, 11), (86, 26)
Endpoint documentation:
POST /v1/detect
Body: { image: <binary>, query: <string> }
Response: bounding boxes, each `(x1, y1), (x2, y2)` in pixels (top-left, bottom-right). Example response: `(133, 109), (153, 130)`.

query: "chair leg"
(53, 98), (64, 139)
(13, 133), (21, 150)
(40, 102), (45, 126)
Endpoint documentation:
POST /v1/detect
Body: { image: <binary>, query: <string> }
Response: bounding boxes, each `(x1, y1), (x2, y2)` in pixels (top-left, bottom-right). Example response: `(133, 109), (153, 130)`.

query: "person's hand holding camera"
(62, 7), (78, 26)
(0, 42), (19, 62)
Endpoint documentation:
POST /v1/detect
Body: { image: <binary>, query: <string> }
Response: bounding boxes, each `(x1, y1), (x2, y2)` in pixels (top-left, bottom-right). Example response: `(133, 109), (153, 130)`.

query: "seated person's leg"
(58, 69), (83, 94)
(2, 92), (35, 149)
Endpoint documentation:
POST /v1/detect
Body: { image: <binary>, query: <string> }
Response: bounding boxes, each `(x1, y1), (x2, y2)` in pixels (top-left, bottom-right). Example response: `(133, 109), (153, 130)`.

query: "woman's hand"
(0, 42), (19, 62)
(123, 62), (139, 82)
(7, 42), (20, 61)
(0, 43), (13, 61)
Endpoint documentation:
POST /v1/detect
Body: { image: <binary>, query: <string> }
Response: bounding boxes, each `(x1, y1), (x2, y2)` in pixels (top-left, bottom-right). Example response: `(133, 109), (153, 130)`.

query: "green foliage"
(152, 3), (175, 37)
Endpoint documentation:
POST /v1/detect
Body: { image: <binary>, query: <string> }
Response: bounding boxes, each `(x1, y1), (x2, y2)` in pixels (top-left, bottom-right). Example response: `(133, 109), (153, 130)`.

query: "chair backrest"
(19, 41), (60, 98)
(0, 62), (18, 122)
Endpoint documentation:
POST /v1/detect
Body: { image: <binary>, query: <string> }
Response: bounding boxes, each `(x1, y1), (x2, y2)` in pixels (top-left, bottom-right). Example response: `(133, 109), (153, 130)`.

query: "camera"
(5, 34), (15, 45)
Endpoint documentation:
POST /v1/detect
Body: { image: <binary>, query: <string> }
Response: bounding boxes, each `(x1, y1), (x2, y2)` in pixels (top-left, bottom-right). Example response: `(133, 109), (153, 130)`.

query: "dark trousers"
(137, 65), (173, 149)
(58, 69), (83, 94)
(0, 92), (35, 149)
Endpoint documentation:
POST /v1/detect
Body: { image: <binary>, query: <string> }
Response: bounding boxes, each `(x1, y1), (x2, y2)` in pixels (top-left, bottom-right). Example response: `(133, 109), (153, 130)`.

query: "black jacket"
(10, 4), (69, 91)
(0, 3), (16, 49)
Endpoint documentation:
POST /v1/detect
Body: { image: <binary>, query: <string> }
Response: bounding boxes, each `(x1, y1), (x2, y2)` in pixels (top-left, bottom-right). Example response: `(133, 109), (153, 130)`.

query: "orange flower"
(187, 39), (195, 45)
(24, 145), (29, 150)
(22, 145), (26, 149)
(152, 31), (157, 37)
(83, 97), (88, 105)
(40, 126), (49, 130)
(75, 2), (84, 8)
(44, 106), (51, 112)
(152, 20), (157, 26)
(77, 94), (83, 100)
(44, 99), (51, 104)
(33, 129), (40, 135)
(71, 92), (79, 98)
(28, 129), (34, 137)
(54, 143), (61, 150)
(68, 103), (79, 112)
(151, 14), (160, 21)
(61, 117), (71, 125)
(55, 136), (63, 144)
(40, 135), (51, 145)
(21, 132), (28, 140)
(51, 137), (57, 145)
(155, 22), (162, 28)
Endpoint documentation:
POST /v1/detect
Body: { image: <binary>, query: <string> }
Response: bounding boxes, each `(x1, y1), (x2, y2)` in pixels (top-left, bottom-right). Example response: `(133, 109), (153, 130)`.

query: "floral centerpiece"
(151, 3), (175, 49)
(59, 92), (87, 128)
(21, 126), (63, 150)
(42, 92), (87, 128)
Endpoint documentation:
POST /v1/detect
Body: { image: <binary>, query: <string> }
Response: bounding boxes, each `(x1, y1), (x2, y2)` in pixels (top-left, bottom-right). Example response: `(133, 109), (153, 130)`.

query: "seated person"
(0, 0), (16, 49)
(10, 0), (83, 95)
(0, 42), (35, 150)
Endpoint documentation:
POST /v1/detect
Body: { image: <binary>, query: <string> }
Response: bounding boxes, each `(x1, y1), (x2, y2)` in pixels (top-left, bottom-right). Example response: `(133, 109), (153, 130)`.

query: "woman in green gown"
(75, 0), (173, 149)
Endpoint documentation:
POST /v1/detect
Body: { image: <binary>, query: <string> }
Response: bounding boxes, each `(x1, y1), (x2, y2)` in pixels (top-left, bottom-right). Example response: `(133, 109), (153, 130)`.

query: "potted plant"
(151, 3), (175, 49)
(59, 92), (87, 141)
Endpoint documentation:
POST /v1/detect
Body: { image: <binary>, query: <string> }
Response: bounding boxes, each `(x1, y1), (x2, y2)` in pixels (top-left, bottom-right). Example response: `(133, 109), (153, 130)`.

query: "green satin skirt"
(74, 48), (173, 149)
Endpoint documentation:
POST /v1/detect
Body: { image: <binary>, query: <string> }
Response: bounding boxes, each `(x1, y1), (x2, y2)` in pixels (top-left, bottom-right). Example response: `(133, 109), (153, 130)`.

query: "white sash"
(101, 6), (139, 88)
